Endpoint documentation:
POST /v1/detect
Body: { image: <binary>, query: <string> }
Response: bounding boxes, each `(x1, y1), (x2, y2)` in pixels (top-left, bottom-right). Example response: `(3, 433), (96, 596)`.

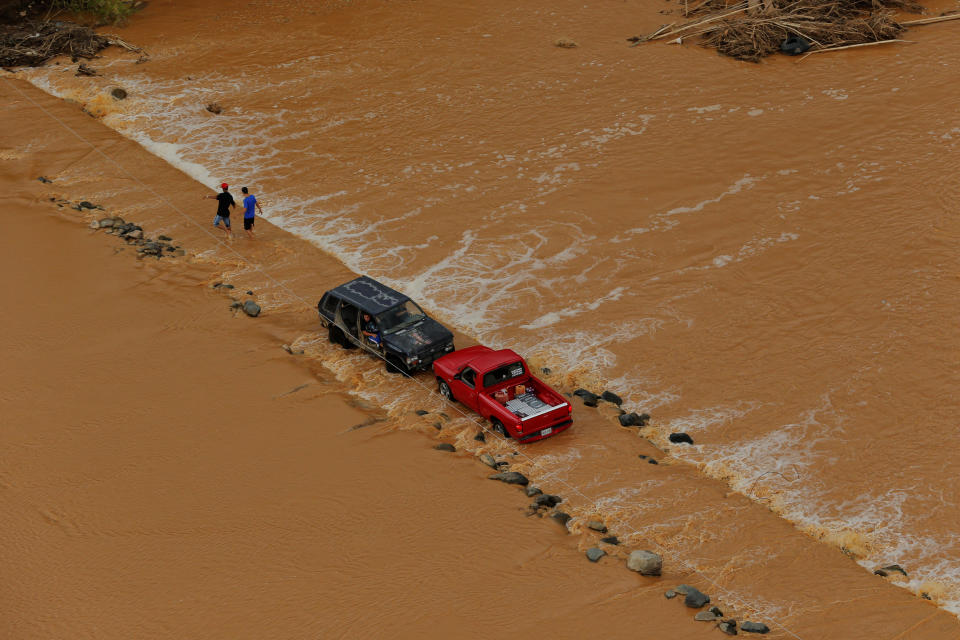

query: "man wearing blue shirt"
(240, 186), (264, 239)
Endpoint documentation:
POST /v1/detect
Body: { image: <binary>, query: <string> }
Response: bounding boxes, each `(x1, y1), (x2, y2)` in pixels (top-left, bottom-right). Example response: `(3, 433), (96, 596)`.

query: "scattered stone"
(541, 367), (552, 375)
(474, 431), (486, 442)
(740, 621), (769, 634)
(874, 564), (908, 577)
(673, 584), (694, 595)
(230, 301), (243, 310)
(601, 390), (623, 406)
(532, 494), (562, 509)
(246, 290), (253, 295)
(220, 284), (235, 290)
(554, 38), (578, 48)
(601, 535), (620, 545)
(551, 511), (572, 527)
(619, 412), (642, 427)
(709, 606), (724, 617)
(415, 409), (429, 416)
(586, 548), (606, 563)
(89, 220), (100, 229)
(79, 201), (96, 209)
(242, 300), (261, 317)
(432, 422), (442, 430)
(158, 234), (172, 241)
(110, 87), (127, 100)
(37, 176), (52, 183)
(76, 63), (96, 76)
(684, 587), (710, 608)
(648, 458), (659, 465)
(719, 620), (738, 635)
(669, 432), (694, 445)
(206, 102), (223, 115)
(694, 611), (717, 622)
(433, 443), (456, 452)
(664, 590), (676, 599)
(626, 550), (662, 576)
(98, 218), (115, 228)
(525, 485), (542, 497)
(479, 454), (498, 468)
(587, 520), (607, 533)
(573, 388), (599, 407)
(922, 592), (932, 600)
(126, 228), (143, 240)
(494, 460), (510, 469)
(489, 471), (528, 486)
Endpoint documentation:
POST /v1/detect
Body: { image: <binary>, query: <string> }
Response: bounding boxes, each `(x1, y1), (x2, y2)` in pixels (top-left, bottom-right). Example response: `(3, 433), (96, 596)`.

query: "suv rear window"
(322, 294), (340, 315)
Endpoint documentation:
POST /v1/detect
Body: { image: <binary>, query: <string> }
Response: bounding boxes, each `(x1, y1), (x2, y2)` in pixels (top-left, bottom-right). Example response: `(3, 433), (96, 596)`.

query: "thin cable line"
(4, 74), (809, 639)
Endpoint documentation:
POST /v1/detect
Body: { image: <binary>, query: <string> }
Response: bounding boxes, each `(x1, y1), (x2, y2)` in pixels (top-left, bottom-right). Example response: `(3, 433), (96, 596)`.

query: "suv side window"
(322, 294), (340, 315)
(461, 367), (476, 388)
(339, 302), (360, 337)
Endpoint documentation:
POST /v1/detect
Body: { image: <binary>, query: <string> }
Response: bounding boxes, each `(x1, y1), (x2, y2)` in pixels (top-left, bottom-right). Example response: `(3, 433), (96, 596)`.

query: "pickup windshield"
(482, 361), (526, 389)
(377, 300), (427, 334)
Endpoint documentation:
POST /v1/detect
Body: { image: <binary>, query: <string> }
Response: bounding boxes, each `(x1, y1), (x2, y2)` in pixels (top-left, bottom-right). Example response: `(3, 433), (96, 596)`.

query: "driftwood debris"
(0, 19), (141, 68)
(634, 0), (927, 62)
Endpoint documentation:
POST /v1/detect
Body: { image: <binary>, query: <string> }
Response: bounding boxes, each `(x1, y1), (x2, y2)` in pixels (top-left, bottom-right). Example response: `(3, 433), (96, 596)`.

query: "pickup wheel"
(438, 379), (455, 403)
(385, 355), (409, 376)
(491, 419), (509, 439)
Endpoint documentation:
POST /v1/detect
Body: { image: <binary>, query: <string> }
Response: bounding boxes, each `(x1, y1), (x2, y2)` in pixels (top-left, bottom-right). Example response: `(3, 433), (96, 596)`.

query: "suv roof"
(329, 276), (410, 315)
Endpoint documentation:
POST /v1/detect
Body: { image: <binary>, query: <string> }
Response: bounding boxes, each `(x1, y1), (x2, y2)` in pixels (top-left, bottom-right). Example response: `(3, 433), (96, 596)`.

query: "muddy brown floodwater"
(4, 0), (960, 637)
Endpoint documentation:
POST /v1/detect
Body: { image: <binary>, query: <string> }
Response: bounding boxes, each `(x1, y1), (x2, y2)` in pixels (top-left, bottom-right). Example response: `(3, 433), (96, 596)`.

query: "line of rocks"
(481, 454), (774, 636)
(83, 205), (186, 260)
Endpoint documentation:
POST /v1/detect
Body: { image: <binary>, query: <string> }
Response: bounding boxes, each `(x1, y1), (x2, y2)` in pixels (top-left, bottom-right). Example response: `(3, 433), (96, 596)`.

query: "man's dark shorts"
(243, 218), (254, 231)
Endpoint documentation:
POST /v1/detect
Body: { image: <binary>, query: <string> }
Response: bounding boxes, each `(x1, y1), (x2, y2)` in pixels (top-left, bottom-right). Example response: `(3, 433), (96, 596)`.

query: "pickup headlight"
(406, 356), (420, 366)
(444, 343), (454, 352)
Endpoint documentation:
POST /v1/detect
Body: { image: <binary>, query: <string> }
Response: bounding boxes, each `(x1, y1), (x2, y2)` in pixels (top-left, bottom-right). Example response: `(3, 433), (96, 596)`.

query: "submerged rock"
(586, 520), (607, 533)
(474, 431), (486, 442)
(626, 550), (662, 576)
(719, 620), (738, 635)
(242, 300), (261, 317)
(37, 176), (53, 183)
(601, 390), (623, 406)
(709, 606), (724, 617)
(874, 564), (908, 577)
(532, 494), (562, 509)
(489, 471), (528, 486)
(573, 388), (599, 407)
(694, 611), (717, 622)
(664, 590), (676, 599)
(433, 443), (456, 452)
(79, 201), (96, 209)
(110, 87), (127, 100)
(601, 535), (620, 545)
(669, 432), (694, 445)
(525, 485), (542, 497)
(740, 621), (769, 634)
(479, 454), (498, 468)
(684, 587), (710, 608)
(551, 511), (572, 527)
(619, 412), (642, 427)
(586, 547), (606, 563)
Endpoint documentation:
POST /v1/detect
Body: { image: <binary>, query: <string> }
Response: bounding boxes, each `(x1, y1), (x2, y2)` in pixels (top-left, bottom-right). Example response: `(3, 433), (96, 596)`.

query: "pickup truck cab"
(433, 346), (572, 443)
(317, 276), (455, 374)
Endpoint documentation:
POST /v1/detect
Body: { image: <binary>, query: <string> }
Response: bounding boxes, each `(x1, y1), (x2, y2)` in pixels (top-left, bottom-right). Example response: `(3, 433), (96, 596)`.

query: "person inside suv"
(362, 313), (381, 347)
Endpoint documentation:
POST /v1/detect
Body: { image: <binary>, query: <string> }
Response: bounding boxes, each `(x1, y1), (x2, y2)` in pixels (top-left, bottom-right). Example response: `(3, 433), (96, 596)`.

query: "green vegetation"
(54, 0), (136, 23)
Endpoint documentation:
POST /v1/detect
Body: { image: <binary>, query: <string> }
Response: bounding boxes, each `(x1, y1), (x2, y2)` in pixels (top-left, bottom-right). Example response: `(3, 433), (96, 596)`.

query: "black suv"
(317, 276), (455, 374)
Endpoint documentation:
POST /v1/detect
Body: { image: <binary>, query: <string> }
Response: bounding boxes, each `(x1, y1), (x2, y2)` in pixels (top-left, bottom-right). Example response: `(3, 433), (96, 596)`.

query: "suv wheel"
(491, 419), (509, 438)
(438, 380), (455, 402)
(385, 355), (408, 375)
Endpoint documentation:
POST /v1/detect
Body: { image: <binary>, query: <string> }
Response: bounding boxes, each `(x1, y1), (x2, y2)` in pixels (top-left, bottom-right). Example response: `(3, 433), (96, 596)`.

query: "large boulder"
(532, 494), (562, 508)
(619, 412), (642, 427)
(489, 471), (528, 486)
(669, 432), (694, 445)
(626, 550), (662, 576)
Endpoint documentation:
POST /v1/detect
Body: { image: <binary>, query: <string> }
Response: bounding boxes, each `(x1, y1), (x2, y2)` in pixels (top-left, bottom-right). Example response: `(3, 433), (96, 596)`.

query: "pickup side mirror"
(452, 371), (462, 381)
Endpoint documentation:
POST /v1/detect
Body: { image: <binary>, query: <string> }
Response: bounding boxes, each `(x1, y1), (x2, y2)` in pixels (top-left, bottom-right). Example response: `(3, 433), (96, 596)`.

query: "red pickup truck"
(433, 346), (573, 443)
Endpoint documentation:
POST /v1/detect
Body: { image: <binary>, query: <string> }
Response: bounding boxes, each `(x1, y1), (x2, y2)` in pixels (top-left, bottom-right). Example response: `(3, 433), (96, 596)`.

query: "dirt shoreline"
(3, 71), (960, 638)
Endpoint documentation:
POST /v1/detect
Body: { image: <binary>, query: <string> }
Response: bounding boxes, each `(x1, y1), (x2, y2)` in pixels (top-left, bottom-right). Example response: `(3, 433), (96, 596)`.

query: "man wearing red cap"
(202, 182), (236, 237)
